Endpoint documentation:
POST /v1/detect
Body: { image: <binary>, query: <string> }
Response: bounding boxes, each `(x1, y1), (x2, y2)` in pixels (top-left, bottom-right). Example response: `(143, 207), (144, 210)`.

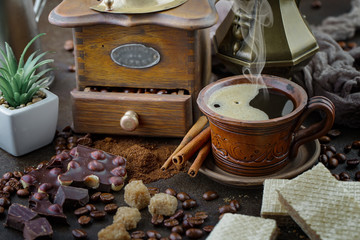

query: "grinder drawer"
(71, 90), (193, 137)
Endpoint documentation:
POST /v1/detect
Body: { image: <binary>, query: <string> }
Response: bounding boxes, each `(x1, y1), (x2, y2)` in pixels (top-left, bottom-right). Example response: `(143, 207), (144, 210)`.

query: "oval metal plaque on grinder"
(110, 43), (160, 69)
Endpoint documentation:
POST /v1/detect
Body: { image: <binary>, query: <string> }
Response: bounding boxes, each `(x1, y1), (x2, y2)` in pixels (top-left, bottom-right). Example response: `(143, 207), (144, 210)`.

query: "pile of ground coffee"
(92, 136), (184, 183)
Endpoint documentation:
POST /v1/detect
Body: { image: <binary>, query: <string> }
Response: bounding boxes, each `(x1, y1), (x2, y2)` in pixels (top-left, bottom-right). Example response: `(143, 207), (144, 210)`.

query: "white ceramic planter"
(0, 89), (59, 156)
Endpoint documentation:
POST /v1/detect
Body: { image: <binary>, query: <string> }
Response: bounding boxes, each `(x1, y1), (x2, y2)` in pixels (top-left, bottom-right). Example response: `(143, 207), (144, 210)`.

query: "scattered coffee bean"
(164, 218), (179, 228)
(13, 171), (23, 179)
(170, 209), (184, 220)
(90, 210), (106, 220)
(319, 136), (331, 144)
(171, 226), (184, 234)
(203, 225), (214, 233)
(100, 193), (114, 203)
(3, 172), (13, 180)
(85, 203), (97, 212)
(182, 199), (197, 210)
(148, 187), (160, 196)
(188, 217), (204, 227)
(320, 144), (327, 154)
(352, 141), (360, 149)
(332, 174), (340, 180)
(229, 199), (241, 210)
(202, 191), (218, 201)
(327, 157), (339, 169)
(177, 192), (190, 202)
(78, 215), (92, 225)
(74, 207), (89, 216)
(355, 171), (360, 181)
(334, 153), (346, 164)
(186, 228), (203, 239)
(16, 188), (29, 197)
(0, 206), (4, 215)
(169, 232), (182, 240)
(346, 159), (360, 168)
(218, 205), (237, 214)
(326, 145), (337, 153)
(319, 154), (328, 165)
(165, 188), (177, 196)
(90, 192), (101, 202)
(151, 214), (164, 226)
(147, 230), (161, 239)
(327, 129), (341, 138)
(194, 211), (208, 220)
(183, 213), (193, 220)
(344, 144), (352, 153)
(72, 229), (87, 239)
(311, 0), (322, 9)
(3, 185), (15, 194)
(0, 191), (10, 198)
(104, 203), (118, 214)
(182, 219), (192, 229)
(325, 150), (334, 159)
(339, 172), (351, 181)
(0, 197), (11, 208)
(131, 230), (146, 239)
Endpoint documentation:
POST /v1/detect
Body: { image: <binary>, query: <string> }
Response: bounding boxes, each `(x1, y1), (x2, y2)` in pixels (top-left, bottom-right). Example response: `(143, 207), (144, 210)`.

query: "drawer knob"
(120, 110), (139, 131)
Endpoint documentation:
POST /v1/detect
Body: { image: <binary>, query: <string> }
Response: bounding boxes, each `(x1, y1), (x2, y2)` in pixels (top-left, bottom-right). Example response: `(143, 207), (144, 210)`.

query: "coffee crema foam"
(208, 84), (269, 121)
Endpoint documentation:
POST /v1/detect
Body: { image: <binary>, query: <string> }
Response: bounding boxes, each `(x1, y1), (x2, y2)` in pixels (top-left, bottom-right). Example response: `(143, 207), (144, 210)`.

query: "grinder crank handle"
(290, 96), (335, 159)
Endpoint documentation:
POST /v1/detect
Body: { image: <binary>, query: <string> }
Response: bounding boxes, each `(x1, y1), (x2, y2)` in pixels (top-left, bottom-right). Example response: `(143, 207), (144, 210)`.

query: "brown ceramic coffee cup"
(197, 75), (335, 176)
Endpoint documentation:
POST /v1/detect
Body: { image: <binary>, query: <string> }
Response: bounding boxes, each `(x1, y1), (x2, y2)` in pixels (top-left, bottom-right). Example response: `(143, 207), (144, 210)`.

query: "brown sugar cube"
(148, 193), (178, 216)
(124, 180), (150, 210)
(98, 222), (130, 240)
(113, 207), (141, 230)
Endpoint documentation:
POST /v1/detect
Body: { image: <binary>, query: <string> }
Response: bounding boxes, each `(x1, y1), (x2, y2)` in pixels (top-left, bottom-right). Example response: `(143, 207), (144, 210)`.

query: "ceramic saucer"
(198, 139), (320, 188)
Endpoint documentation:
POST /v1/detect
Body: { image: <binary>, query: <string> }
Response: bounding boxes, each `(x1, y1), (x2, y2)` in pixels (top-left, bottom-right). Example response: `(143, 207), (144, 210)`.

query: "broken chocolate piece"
(5, 203), (38, 231)
(29, 193), (68, 224)
(23, 217), (53, 240)
(54, 185), (89, 208)
(58, 145), (127, 192)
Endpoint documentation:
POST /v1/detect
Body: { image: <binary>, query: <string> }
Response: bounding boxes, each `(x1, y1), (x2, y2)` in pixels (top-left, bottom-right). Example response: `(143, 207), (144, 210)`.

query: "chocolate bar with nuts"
(58, 145), (127, 192)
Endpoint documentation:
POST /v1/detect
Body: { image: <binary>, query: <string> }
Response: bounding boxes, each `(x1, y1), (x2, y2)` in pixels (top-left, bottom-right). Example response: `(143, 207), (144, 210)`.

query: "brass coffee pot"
(213, 0), (318, 77)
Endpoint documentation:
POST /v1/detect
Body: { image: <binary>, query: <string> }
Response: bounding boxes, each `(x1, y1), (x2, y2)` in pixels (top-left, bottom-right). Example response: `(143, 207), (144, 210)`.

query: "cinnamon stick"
(172, 126), (211, 168)
(160, 116), (208, 171)
(188, 141), (211, 177)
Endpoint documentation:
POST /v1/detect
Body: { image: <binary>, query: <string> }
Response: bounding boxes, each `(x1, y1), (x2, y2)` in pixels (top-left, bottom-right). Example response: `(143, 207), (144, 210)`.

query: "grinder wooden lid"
(49, 0), (218, 30)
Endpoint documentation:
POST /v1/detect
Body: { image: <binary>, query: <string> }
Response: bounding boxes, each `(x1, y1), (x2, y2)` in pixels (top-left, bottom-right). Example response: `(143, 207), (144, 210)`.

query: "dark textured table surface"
(0, 0), (359, 239)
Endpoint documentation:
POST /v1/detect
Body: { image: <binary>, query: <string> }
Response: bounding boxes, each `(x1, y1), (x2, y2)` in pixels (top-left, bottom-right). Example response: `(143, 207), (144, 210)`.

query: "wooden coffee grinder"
(49, 0), (217, 137)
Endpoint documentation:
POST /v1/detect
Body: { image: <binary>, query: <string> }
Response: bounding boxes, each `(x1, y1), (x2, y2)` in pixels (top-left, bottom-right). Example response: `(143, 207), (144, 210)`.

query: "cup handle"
(290, 96), (335, 159)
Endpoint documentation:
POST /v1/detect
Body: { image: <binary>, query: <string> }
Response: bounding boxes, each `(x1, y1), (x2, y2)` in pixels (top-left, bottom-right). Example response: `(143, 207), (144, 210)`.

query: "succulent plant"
(0, 33), (53, 108)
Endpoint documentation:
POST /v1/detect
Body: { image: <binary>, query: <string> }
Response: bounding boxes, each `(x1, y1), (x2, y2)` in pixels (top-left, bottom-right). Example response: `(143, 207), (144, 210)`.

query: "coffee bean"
(171, 226), (184, 234)
(325, 150), (334, 159)
(311, 0), (322, 9)
(0, 197), (11, 208)
(182, 199), (197, 210)
(334, 153), (346, 164)
(327, 129), (341, 138)
(0, 206), (4, 215)
(194, 211), (208, 220)
(203, 225), (214, 233)
(319, 136), (331, 144)
(339, 172), (351, 181)
(3, 172), (13, 180)
(352, 141), (360, 149)
(131, 230), (146, 238)
(164, 218), (179, 228)
(183, 213), (193, 220)
(90, 192), (101, 202)
(165, 188), (177, 196)
(355, 171), (360, 181)
(202, 191), (218, 201)
(346, 159), (360, 168)
(72, 229), (87, 239)
(187, 217), (204, 227)
(177, 192), (190, 202)
(85, 203), (97, 212)
(182, 219), (192, 229)
(13, 171), (23, 179)
(320, 144), (327, 154)
(169, 232), (182, 240)
(332, 174), (340, 180)
(100, 193), (114, 203)
(319, 154), (328, 165)
(326, 145), (337, 153)
(16, 188), (29, 197)
(78, 215), (92, 225)
(229, 199), (241, 210)
(0, 191), (10, 198)
(344, 145), (352, 154)
(3, 185), (15, 194)
(104, 203), (118, 214)
(218, 205), (237, 214)
(90, 210), (106, 220)
(170, 210), (184, 220)
(327, 157), (339, 169)
(147, 230), (161, 239)
(148, 187), (160, 196)
(186, 228), (203, 239)
(74, 207), (89, 216)
(151, 214), (164, 226)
